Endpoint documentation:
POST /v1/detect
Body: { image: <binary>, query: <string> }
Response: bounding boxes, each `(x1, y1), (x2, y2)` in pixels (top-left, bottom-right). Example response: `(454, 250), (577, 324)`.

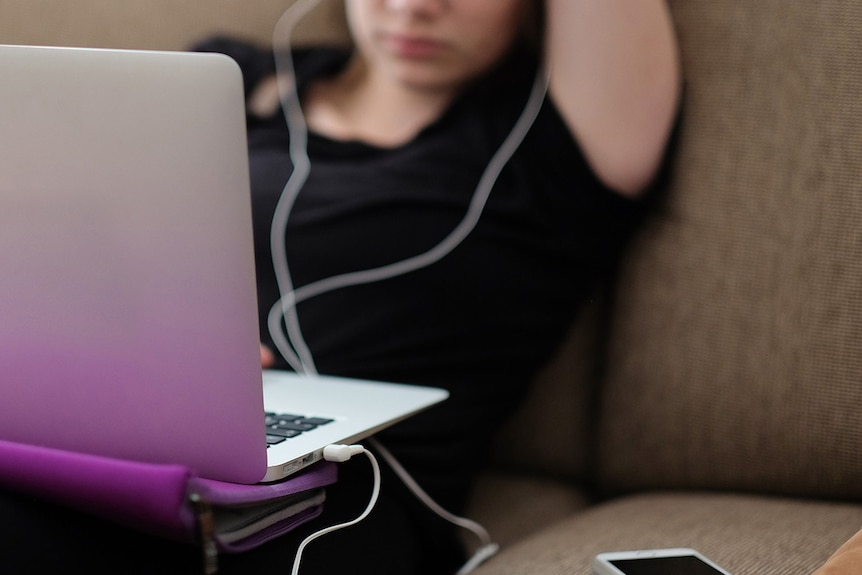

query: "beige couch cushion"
(596, 0), (862, 498)
(474, 493), (862, 575)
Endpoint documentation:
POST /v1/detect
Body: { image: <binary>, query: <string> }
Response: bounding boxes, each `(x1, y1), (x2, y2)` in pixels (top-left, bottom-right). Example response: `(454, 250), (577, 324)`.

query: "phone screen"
(609, 555), (726, 575)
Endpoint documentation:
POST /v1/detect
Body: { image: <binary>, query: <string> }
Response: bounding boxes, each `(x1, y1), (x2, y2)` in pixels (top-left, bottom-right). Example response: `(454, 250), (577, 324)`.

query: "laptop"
(0, 44), (448, 484)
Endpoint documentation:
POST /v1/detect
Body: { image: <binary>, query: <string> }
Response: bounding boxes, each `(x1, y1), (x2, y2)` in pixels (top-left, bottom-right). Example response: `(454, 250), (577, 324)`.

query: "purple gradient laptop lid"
(0, 44), (270, 483)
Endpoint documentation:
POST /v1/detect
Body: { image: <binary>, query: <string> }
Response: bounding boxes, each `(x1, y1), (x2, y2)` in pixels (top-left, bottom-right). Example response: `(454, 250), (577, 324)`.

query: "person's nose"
(383, 0), (448, 18)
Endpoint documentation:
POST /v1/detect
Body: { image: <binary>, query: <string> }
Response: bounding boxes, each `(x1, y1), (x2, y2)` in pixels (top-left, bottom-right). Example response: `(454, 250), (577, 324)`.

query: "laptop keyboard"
(265, 412), (334, 447)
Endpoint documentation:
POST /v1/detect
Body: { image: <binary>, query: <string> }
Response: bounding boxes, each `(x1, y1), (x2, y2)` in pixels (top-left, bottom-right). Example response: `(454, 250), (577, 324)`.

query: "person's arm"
(545, 0), (681, 197)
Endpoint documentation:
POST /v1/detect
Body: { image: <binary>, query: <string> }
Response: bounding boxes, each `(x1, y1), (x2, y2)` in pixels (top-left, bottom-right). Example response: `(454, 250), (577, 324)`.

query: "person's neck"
(303, 56), (455, 148)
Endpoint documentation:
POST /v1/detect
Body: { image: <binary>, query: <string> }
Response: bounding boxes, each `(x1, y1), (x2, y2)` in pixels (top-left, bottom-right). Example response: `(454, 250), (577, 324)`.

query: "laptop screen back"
(0, 45), (268, 483)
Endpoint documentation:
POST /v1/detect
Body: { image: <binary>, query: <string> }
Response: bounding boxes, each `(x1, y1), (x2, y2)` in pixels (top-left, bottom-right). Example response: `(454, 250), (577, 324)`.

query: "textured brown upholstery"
(596, 0), (862, 500)
(4, 2), (861, 574)
(476, 494), (862, 575)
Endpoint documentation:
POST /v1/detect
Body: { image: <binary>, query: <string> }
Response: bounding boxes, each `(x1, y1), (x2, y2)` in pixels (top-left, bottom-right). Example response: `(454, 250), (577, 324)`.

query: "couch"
(4, 2), (861, 574)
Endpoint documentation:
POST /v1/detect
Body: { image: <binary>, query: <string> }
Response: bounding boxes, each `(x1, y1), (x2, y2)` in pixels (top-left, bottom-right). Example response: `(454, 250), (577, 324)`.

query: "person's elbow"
(595, 102), (680, 198)
(573, 67), (682, 198)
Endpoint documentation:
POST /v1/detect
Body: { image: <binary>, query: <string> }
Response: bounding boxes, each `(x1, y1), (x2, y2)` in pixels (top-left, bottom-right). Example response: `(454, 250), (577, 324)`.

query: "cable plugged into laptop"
(290, 444), (380, 575)
(292, 441), (499, 575)
(321, 443), (365, 463)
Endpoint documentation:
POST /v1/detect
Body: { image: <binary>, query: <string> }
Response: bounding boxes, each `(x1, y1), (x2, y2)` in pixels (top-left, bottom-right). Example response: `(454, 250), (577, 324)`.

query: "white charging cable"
(369, 438), (500, 575)
(294, 441), (498, 575)
(291, 444), (381, 575)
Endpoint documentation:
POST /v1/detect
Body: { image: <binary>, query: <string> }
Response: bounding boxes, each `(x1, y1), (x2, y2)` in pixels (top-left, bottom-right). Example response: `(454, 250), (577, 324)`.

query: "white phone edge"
(593, 547), (732, 575)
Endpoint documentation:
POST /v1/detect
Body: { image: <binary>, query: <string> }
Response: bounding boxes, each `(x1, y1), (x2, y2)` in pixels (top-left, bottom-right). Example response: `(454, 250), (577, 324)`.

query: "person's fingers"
(260, 344), (276, 368)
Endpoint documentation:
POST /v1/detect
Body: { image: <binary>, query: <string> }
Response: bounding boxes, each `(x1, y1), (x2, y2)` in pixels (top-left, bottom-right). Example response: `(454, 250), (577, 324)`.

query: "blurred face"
(345, 0), (529, 93)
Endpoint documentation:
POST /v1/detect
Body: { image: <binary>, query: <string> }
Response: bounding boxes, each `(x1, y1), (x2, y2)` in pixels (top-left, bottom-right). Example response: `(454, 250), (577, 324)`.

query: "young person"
(0, 1), (680, 573)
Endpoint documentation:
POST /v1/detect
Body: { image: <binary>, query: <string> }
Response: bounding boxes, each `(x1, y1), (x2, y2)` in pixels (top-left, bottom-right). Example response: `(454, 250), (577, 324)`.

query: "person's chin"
(387, 64), (464, 94)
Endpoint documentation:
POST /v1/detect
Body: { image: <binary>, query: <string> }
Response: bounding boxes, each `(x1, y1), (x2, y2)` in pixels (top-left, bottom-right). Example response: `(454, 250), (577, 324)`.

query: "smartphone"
(593, 548), (733, 575)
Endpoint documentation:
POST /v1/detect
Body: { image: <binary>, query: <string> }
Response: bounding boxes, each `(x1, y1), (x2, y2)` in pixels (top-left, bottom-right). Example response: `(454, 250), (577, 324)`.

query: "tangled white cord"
(266, 0), (549, 376)
(291, 445), (381, 575)
(369, 438), (500, 575)
(291, 441), (499, 575)
(265, 2), (548, 573)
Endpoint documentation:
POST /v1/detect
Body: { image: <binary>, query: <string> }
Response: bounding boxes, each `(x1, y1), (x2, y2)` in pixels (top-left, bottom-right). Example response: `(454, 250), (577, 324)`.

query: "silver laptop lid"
(0, 44), (267, 483)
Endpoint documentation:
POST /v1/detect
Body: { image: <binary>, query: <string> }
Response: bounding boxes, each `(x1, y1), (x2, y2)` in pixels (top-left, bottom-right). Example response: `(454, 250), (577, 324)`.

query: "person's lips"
(382, 33), (447, 58)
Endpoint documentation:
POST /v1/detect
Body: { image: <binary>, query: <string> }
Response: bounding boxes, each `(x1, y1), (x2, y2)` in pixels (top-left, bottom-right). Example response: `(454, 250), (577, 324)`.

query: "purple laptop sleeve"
(0, 439), (337, 553)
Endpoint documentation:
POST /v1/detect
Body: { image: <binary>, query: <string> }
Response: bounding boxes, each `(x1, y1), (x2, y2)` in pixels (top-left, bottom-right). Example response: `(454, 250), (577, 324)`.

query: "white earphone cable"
(265, 4), (546, 572)
(268, 0), (549, 372)
(269, 0), (324, 375)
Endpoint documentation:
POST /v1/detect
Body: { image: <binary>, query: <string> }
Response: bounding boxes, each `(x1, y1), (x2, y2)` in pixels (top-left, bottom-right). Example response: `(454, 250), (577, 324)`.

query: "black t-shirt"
(196, 38), (649, 511)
